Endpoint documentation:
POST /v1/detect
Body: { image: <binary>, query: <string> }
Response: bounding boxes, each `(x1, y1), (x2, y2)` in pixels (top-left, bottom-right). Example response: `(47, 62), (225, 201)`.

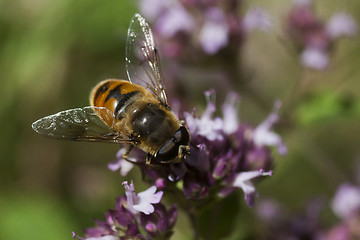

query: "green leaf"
(295, 91), (359, 126)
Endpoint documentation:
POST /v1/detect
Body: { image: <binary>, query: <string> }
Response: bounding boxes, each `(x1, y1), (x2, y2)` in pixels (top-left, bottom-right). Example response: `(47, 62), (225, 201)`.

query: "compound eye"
(174, 126), (190, 145)
(156, 140), (178, 163)
(155, 126), (190, 163)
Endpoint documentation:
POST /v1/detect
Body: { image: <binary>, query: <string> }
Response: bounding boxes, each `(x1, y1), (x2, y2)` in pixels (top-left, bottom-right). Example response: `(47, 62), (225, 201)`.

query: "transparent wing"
(126, 13), (169, 108)
(31, 107), (135, 144)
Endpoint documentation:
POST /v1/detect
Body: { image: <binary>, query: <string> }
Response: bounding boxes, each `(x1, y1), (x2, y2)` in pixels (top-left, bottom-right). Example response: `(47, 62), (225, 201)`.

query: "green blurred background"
(1, 0), (360, 239)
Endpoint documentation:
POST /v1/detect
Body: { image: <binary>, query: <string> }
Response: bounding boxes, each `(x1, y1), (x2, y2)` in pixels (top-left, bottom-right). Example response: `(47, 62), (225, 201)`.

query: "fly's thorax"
(131, 103), (181, 153)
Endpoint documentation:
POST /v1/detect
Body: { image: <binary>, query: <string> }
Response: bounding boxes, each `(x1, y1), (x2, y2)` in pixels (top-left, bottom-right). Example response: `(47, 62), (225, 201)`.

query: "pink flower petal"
(253, 101), (287, 155)
(300, 47), (329, 70)
(86, 236), (119, 240)
(199, 8), (229, 54)
(331, 183), (360, 219)
(133, 202), (155, 215)
(233, 170), (273, 207)
(222, 93), (240, 135)
(108, 149), (134, 176)
(326, 12), (357, 39)
(243, 7), (273, 32)
(123, 181), (163, 215)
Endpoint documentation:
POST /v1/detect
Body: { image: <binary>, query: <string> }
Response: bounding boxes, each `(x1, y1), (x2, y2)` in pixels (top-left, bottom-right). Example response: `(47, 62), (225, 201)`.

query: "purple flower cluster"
(256, 198), (326, 240)
(139, 0), (272, 58)
(110, 91), (285, 207)
(73, 181), (177, 240)
(287, 0), (357, 70)
(324, 183), (360, 240)
(255, 181), (360, 239)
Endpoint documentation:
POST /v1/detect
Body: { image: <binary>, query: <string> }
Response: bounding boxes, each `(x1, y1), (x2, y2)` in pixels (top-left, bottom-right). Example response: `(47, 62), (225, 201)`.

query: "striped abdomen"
(90, 79), (154, 131)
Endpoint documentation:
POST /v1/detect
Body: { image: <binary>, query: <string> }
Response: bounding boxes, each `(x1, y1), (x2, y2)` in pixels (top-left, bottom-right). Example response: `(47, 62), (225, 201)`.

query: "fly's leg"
(178, 145), (190, 160)
(122, 145), (134, 162)
(146, 153), (154, 165)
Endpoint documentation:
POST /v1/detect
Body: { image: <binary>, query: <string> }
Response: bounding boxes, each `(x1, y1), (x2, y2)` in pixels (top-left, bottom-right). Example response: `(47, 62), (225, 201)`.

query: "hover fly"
(32, 14), (190, 164)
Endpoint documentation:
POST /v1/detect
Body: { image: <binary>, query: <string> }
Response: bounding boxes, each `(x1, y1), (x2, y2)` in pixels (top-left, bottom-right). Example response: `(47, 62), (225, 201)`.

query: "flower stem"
(188, 210), (201, 240)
